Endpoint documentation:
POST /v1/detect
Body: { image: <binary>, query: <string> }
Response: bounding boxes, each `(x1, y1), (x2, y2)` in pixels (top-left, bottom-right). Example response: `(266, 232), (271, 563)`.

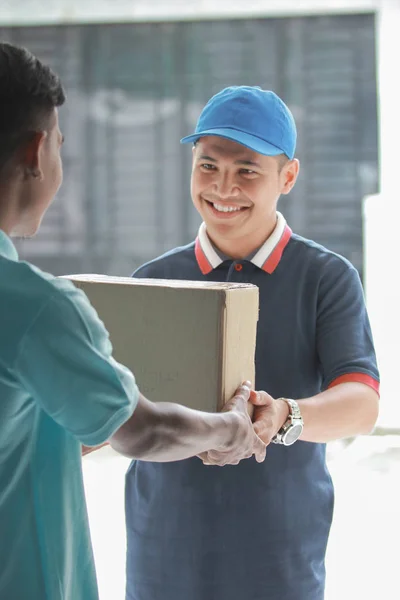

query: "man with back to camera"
(0, 44), (267, 600)
(125, 86), (380, 600)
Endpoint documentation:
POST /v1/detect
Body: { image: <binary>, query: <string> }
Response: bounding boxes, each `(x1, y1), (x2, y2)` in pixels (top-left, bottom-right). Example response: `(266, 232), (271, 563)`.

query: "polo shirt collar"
(0, 228), (19, 262)
(195, 211), (292, 275)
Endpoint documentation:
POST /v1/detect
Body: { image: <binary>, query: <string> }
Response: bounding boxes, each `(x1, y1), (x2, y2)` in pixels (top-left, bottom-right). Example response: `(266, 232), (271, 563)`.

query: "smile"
(213, 203), (243, 213)
(204, 199), (248, 215)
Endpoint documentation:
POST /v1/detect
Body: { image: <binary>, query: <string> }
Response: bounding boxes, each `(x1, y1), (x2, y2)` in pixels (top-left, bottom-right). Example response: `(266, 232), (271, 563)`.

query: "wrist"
(272, 398), (304, 446)
(276, 398), (290, 430)
(213, 412), (241, 451)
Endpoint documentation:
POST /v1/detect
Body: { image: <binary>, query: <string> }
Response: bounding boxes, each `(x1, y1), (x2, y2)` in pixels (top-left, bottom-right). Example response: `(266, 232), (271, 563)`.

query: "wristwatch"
(272, 398), (303, 446)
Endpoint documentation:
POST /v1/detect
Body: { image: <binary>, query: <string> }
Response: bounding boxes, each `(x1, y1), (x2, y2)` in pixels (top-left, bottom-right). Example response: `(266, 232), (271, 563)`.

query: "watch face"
(283, 423), (303, 446)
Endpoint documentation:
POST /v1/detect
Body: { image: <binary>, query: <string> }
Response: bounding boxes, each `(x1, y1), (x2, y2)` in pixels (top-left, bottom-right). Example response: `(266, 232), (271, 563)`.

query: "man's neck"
(0, 180), (23, 236)
(0, 209), (14, 237)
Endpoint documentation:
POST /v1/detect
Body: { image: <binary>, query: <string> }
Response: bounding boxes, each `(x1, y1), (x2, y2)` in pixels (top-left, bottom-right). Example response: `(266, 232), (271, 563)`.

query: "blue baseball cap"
(180, 86), (297, 159)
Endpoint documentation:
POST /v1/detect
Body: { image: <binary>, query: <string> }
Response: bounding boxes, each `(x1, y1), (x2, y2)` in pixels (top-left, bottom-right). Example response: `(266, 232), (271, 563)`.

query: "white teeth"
(213, 203), (242, 213)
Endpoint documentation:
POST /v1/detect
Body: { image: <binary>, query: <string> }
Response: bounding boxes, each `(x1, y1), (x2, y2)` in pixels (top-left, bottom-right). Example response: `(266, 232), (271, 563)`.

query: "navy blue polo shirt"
(125, 212), (379, 600)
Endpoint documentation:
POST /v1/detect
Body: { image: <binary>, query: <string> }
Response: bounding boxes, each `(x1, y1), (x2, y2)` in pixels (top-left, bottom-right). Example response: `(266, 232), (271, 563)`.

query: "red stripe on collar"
(195, 237), (213, 275)
(261, 225), (292, 274)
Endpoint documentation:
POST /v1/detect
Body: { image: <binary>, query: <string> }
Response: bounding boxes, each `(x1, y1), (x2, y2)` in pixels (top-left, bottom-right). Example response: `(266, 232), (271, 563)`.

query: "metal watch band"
(284, 398), (302, 421)
(271, 398), (303, 445)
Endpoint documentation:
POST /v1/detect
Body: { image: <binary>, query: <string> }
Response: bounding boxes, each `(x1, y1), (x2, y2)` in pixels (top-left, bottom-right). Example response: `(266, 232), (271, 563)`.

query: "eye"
(200, 163), (216, 171)
(239, 168), (257, 177)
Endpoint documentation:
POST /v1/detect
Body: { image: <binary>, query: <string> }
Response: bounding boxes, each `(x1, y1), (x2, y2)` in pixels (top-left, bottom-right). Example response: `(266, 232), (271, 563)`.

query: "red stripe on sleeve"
(328, 373), (380, 394)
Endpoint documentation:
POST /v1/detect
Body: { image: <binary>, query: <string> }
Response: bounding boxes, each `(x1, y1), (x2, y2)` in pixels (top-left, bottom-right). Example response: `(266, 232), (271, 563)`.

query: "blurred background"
(1, 5), (379, 277)
(1, 0), (399, 598)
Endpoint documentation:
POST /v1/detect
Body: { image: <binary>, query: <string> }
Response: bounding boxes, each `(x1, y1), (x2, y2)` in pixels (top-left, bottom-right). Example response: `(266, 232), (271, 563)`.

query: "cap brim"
(180, 128), (284, 157)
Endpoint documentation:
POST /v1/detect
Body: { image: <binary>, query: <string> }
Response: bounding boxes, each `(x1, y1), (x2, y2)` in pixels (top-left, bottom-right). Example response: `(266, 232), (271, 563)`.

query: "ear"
(281, 159), (300, 195)
(20, 131), (47, 180)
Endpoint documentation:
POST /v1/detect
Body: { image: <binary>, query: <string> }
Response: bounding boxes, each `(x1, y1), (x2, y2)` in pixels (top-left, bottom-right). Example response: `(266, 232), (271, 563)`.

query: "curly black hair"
(0, 42), (65, 172)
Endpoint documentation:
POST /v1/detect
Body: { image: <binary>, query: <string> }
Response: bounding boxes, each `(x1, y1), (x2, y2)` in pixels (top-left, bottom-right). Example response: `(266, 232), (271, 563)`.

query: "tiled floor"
(83, 435), (400, 600)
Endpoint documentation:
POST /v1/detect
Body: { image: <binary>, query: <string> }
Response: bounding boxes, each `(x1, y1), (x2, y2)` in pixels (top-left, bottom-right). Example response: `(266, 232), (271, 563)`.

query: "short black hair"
(0, 42), (65, 172)
(276, 154), (290, 172)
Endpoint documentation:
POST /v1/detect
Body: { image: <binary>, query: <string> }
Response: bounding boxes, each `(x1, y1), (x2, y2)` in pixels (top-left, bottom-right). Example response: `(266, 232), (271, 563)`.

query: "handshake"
(109, 380), (291, 465)
(197, 382), (290, 467)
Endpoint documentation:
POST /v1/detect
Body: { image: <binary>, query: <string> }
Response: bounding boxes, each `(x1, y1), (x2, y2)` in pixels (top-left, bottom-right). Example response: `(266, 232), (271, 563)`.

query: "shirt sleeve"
(316, 260), (380, 393)
(15, 280), (139, 446)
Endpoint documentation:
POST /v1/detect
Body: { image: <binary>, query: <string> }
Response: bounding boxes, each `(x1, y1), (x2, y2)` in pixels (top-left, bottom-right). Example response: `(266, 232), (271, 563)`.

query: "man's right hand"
(110, 382), (266, 464)
(198, 382), (267, 466)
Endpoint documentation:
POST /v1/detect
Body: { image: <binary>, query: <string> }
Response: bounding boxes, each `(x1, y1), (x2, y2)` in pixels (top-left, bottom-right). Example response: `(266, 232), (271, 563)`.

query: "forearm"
(110, 394), (237, 461)
(298, 382), (379, 443)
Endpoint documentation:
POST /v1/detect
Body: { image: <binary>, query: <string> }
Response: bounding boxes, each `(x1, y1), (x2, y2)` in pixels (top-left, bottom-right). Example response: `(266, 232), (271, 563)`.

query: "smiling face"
(191, 136), (299, 258)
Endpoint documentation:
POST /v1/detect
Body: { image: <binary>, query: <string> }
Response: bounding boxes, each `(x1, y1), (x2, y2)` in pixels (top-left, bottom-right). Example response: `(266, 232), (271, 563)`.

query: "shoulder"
(15, 261), (100, 337)
(0, 260), (97, 366)
(5, 259), (87, 304)
(288, 233), (358, 280)
(23, 262), (95, 321)
(133, 241), (197, 279)
(0, 259), (88, 324)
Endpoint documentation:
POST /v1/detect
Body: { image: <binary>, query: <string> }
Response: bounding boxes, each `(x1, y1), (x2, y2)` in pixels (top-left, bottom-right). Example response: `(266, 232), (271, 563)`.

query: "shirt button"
(235, 263), (243, 272)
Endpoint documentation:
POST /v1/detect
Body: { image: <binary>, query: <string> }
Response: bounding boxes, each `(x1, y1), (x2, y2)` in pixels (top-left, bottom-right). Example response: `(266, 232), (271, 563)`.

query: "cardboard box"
(64, 275), (259, 413)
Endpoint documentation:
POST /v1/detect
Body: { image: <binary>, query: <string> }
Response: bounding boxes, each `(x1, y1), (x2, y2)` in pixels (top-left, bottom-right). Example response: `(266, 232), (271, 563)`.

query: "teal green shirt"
(0, 229), (138, 600)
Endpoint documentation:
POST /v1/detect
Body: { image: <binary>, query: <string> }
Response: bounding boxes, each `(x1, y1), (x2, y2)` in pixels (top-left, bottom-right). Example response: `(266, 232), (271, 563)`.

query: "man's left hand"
(249, 391), (290, 445)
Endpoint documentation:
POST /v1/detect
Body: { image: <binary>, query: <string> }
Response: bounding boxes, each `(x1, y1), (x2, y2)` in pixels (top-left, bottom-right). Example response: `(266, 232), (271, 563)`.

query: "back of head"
(0, 42), (65, 176)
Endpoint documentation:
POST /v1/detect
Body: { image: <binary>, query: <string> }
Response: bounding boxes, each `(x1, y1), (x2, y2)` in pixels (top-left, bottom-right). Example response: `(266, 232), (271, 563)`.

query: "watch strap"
(272, 398), (303, 444)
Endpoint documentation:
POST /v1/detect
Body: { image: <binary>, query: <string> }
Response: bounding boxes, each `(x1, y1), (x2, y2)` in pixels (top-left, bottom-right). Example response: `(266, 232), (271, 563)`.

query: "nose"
(215, 171), (239, 199)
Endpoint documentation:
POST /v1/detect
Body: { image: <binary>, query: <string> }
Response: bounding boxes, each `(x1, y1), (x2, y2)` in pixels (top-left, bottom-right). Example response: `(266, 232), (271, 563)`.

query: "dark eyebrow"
(199, 154), (217, 163)
(234, 159), (262, 168)
(199, 154), (261, 168)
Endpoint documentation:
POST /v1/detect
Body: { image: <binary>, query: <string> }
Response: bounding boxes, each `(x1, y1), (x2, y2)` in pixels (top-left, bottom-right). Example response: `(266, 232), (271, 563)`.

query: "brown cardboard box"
(64, 275), (259, 413)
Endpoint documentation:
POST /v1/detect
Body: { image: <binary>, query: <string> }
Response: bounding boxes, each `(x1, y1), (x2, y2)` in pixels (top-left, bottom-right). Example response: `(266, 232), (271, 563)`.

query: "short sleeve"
(316, 261), (379, 393)
(15, 282), (139, 446)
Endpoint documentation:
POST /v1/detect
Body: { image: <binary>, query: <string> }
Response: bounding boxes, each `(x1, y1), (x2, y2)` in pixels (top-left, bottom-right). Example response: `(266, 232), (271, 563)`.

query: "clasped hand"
(198, 387), (289, 466)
